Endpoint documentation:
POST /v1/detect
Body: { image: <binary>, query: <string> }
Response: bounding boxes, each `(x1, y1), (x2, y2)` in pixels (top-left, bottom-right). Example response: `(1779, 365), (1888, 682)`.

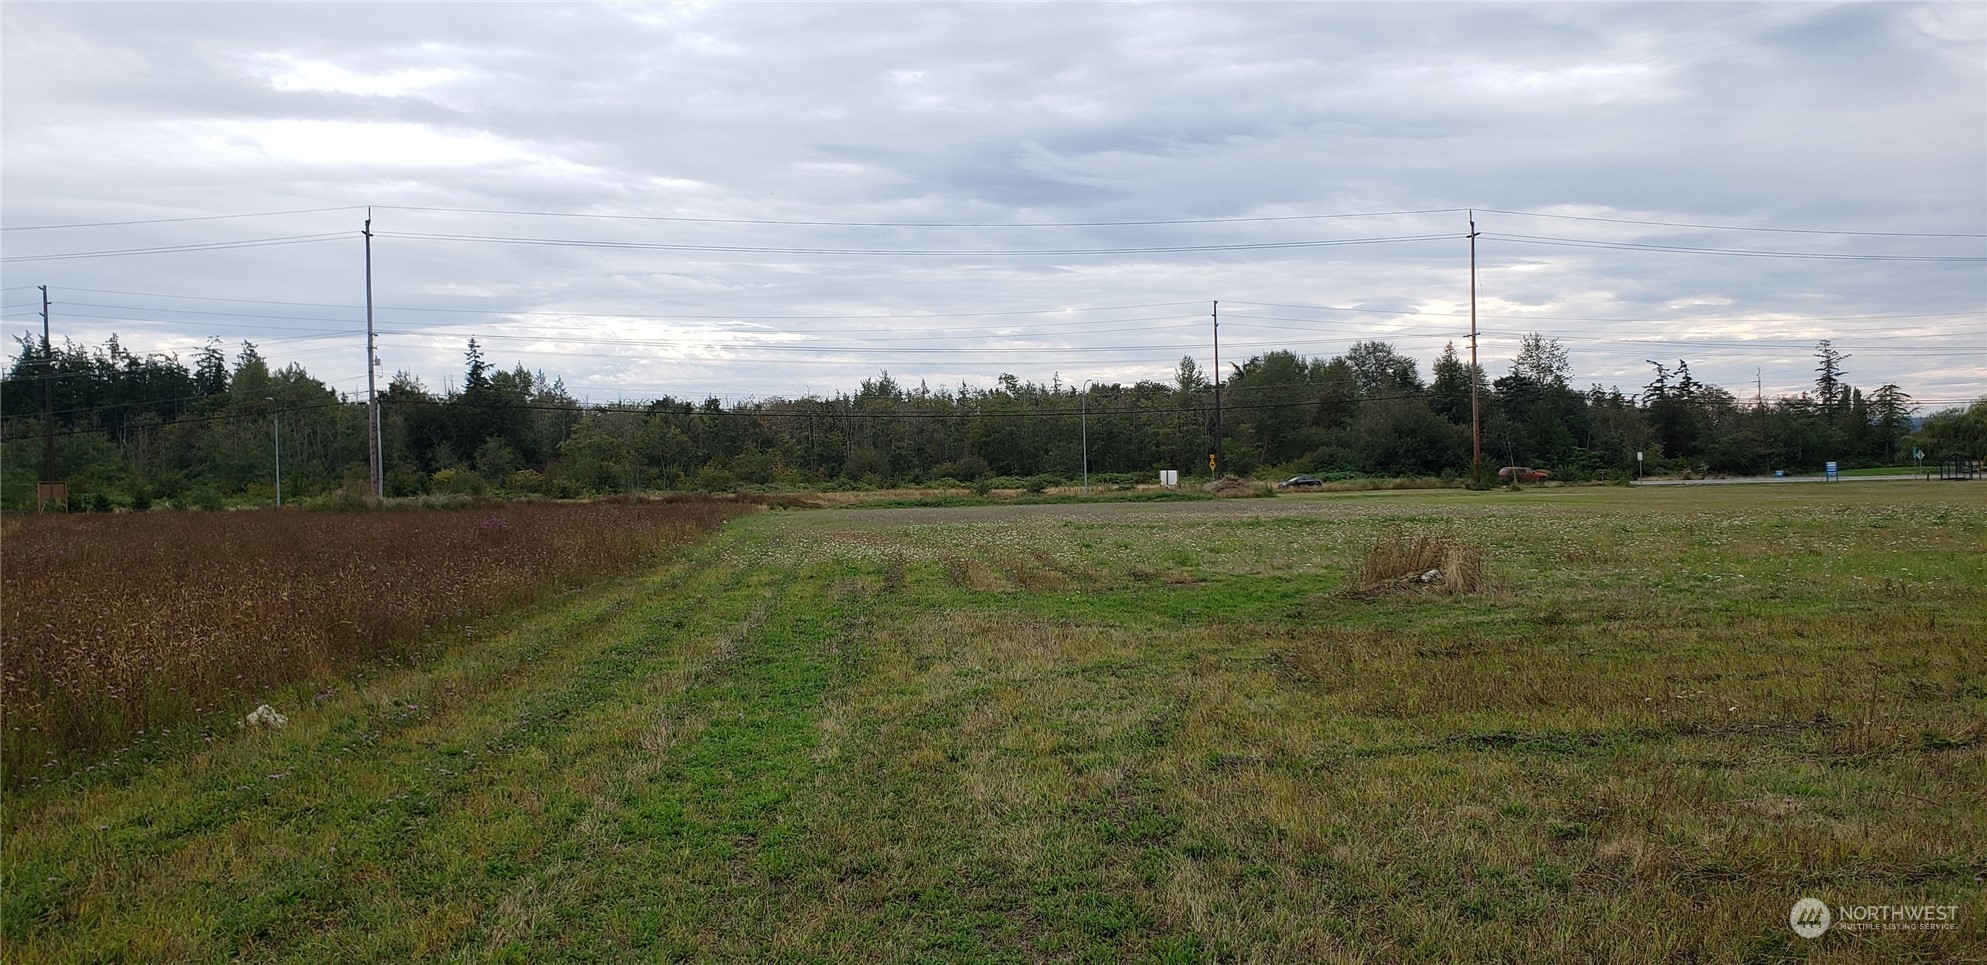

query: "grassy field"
(1, 497), (756, 780)
(3, 483), (1984, 962)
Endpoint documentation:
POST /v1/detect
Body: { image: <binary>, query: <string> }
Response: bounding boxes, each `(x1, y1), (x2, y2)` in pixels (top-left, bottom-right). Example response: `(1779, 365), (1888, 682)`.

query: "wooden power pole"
(1211, 300), (1223, 477)
(365, 211), (382, 499)
(40, 285), (54, 483)
(1469, 213), (1482, 487)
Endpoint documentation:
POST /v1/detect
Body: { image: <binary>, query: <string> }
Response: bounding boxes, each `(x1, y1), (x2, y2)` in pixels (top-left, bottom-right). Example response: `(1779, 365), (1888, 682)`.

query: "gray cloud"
(3, 1), (1981, 407)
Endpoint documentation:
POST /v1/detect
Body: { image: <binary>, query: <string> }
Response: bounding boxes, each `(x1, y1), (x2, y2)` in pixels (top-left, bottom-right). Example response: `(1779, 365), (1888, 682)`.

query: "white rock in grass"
(243, 705), (289, 729)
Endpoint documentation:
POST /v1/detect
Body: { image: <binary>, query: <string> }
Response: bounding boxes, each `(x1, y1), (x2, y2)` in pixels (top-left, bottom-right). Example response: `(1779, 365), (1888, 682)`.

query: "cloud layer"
(4, 2), (1982, 406)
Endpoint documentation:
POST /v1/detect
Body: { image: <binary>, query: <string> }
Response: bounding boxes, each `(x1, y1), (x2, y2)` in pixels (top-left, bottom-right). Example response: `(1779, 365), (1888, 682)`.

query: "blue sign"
(1825, 461), (1839, 481)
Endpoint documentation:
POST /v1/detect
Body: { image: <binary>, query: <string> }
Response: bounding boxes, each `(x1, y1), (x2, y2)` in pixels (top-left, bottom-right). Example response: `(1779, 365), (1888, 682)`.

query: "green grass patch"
(5, 483), (1984, 961)
(850, 489), (1215, 509)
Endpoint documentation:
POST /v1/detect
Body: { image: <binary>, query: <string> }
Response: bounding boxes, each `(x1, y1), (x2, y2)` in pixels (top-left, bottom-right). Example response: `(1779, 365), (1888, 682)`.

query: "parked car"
(1277, 475), (1325, 490)
(1497, 466), (1550, 482)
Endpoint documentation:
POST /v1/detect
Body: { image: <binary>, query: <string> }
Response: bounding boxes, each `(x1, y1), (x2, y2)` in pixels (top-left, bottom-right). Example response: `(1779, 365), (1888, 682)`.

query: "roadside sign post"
(1825, 460), (1839, 482)
(1636, 451), (1643, 481)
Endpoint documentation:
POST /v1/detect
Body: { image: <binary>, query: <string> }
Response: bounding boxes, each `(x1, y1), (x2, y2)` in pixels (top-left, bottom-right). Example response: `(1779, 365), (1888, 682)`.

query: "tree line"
(3, 330), (1982, 510)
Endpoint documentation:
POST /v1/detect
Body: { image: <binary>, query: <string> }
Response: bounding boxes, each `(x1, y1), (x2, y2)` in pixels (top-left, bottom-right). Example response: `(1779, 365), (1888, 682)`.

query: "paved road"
(1632, 473), (1951, 487)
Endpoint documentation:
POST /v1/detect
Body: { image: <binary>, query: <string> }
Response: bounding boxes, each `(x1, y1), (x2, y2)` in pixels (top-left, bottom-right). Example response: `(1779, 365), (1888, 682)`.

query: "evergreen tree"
(1428, 342), (1473, 425)
(193, 338), (230, 398)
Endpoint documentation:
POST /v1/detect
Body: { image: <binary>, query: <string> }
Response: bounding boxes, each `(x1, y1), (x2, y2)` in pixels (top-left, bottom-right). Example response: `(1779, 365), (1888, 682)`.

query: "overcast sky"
(3, 2), (1983, 409)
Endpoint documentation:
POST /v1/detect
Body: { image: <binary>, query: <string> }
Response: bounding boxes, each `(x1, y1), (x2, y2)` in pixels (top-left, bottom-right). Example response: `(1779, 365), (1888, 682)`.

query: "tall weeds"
(1, 498), (752, 782)
(1352, 528), (1487, 595)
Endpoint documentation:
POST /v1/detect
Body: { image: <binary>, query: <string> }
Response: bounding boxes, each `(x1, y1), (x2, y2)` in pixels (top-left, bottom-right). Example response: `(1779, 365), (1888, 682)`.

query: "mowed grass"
(3, 483), (1984, 962)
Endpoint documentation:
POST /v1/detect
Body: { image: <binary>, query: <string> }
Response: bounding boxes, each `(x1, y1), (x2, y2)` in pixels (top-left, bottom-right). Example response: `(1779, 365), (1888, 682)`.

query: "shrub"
(939, 455), (990, 481)
(689, 464), (738, 493)
(506, 468), (548, 494)
(432, 467), (489, 495)
(1204, 475), (1275, 498)
(180, 486), (225, 511)
(309, 484), (373, 513)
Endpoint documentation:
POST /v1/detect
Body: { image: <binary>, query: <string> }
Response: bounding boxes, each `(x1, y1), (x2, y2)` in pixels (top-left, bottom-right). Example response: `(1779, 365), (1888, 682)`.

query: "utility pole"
(1468, 213), (1482, 488)
(39, 286), (54, 487)
(365, 210), (382, 499)
(1211, 300), (1223, 477)
(268, 397), (282, 507)
(1080, 377), (1095, 493)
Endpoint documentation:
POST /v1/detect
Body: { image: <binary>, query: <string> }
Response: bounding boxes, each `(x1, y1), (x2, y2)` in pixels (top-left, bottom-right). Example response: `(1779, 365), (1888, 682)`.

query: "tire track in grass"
(461, 541), (877, 961)
(744, 591), (1207, 962)
(461, 595), (775, 959)
(2, 530), (782, 962)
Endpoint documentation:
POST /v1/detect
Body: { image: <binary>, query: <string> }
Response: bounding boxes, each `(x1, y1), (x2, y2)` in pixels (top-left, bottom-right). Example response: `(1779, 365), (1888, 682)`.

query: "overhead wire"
(47, 286), (1209, 321)
(8, 200), (1976, 236)
(1219, 299), (1985, 325)
(1475, 208), (1987, 239)
(374, 203), (1469, 229)
(1, 205), (365, 232)
(374, 229), (1460, 257)
(377, 316), (1205, 347)
(1480, 233), (1985, 263)
(3, 204), (1975, 409)
(1, 232), (351, 263)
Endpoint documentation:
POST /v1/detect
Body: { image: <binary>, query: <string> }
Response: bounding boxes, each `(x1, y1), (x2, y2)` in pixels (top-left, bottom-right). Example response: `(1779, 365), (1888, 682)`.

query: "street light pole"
(1080, 378), (1096, 493)
(267, 397), (281, 507)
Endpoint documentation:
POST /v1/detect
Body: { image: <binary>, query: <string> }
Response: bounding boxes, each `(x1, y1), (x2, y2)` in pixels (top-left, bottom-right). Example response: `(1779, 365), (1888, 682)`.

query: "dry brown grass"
(0, 497), (754, 782)
(1204, 475), (1276, 498)
(1352, 527), (1488, 594)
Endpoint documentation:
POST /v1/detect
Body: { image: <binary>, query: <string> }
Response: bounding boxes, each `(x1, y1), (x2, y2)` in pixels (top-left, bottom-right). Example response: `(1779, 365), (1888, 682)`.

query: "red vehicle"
(1497, 466), (1550, 482)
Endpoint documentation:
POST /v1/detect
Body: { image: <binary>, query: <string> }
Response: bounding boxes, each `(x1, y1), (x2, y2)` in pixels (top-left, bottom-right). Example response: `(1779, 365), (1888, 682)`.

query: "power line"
(49, 287), (1210, 321)
(11, 308), (359, 337)
(7, 386), (1396, 438)
(1, 205), (364, 232)
(376, 229), (1459, 257)
(17, 200), (1966, 238)
(1219, 299), (1985, 325)
(4, 397), (353, 438)
(374, 204), (1469, 229)
(0, 233), (351, 264)
(378, 317), (1205, 348)
(1481, 233), (1985, 263)
(50, 286), (1983, 329)
(42, 299), (1215, 337)
(1478, 208), (1987, 239)
(23, 382), (1979, 443)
